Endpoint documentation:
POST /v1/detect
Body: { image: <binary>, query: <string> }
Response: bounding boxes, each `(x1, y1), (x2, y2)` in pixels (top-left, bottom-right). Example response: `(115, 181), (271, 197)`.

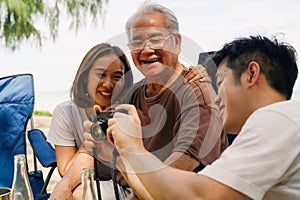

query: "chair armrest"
(28, 129), (56, 168)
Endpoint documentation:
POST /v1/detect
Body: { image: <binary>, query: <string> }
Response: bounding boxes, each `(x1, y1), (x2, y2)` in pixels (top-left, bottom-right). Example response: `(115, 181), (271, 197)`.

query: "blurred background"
(1, 0), (300, 113)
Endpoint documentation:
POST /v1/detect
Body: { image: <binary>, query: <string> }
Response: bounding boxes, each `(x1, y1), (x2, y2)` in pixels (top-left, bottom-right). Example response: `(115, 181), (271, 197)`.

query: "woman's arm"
(50, 145), (94, 200)
(55, 145), (77, 176)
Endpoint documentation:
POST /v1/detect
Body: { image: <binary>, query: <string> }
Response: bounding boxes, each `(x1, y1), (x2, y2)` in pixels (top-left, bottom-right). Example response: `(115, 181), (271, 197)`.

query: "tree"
(0, 0), (107, 51)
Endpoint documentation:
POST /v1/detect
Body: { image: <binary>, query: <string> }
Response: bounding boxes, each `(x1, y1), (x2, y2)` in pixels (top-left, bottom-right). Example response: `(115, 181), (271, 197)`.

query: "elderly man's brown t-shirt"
(122, 69), (228, 167)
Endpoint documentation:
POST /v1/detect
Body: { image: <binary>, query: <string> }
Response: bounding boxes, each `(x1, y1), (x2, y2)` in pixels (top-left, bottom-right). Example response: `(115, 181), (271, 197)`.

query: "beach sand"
(26, 115), (60, 193)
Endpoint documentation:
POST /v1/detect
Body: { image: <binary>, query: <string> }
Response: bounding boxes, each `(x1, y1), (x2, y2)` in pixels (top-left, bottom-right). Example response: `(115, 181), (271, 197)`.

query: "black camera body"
(90, 109), (128, 140)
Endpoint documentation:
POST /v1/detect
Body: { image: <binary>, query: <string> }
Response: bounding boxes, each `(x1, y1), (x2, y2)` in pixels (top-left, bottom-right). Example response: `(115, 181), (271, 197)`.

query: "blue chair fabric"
(28, 129), (57, 195)
(0, 74), (57, 199)
(0, 74), (34, 187)
(28, 129), (56, 168)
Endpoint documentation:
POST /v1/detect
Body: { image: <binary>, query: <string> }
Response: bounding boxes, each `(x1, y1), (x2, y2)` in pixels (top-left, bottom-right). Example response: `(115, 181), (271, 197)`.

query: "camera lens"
(90, 124), (106, 140)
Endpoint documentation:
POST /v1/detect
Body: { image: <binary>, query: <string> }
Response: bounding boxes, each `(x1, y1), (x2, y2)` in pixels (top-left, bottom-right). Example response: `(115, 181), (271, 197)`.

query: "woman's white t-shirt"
(47, 100), (88, 148)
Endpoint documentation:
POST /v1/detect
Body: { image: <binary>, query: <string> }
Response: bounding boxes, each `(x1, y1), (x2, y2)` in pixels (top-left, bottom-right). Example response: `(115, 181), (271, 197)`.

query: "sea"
(35, 90), (300, 114)
(34, 91), (70, 114)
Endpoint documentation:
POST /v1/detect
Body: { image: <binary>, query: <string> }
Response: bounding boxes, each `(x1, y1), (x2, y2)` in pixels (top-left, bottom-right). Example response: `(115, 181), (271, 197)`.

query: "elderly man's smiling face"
(127, 12), (181, 81)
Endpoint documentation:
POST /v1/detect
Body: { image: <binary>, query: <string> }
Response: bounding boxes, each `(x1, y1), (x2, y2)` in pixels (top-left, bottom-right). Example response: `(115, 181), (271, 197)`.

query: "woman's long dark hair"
(70, 43), (133, 108)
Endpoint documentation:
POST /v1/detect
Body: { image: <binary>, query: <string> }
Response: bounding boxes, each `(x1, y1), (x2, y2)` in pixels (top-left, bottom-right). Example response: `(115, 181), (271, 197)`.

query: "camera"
(90, 109), (128, 140)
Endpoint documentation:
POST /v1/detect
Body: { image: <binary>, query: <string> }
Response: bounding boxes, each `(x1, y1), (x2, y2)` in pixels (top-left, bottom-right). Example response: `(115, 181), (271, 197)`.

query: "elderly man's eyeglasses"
(128, 35), (174, 53)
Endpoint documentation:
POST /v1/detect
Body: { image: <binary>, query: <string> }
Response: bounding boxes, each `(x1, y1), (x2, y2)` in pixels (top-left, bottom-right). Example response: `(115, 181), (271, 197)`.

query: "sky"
(1, 0), (300, 93)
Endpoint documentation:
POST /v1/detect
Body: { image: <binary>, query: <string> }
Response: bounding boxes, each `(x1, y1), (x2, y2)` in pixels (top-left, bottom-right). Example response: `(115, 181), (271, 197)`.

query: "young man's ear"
(247, 61), (260, 86)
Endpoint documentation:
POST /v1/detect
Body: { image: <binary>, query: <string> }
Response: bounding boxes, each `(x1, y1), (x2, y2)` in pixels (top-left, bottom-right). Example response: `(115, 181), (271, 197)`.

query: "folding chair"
(0, 74), (56, 199)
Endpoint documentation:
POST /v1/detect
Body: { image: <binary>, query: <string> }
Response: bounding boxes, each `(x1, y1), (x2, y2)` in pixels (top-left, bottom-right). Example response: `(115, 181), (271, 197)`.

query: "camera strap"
(93, 147), (121, 200)
(93, 148), (102, 200)
(112, 147), (120, 200)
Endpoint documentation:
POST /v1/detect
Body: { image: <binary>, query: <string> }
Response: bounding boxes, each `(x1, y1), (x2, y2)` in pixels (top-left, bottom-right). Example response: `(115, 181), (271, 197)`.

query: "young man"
(101, 35), (299, 199)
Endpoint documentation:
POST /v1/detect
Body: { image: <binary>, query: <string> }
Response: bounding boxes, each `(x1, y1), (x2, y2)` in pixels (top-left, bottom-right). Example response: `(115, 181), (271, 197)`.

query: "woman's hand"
(83, 105), (115, 162)
(185, 65), (211, 83)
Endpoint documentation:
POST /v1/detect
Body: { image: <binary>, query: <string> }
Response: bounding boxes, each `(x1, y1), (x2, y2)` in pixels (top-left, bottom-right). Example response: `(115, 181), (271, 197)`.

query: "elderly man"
(84, 1), (227, 199)
(118, 1), (226, 171)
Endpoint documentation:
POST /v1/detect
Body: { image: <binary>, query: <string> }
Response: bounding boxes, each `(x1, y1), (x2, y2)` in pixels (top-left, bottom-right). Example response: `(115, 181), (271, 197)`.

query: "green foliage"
(0, 0), (106, 50)
(33, 110), (53, 116)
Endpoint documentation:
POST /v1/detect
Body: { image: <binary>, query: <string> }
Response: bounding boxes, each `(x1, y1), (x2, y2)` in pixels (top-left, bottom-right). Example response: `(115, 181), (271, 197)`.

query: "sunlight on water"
(34, 91), (69, 114)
